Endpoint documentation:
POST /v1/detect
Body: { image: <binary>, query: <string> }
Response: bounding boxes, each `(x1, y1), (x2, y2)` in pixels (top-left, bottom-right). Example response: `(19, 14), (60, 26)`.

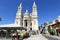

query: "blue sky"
(0, 0), (60, 26)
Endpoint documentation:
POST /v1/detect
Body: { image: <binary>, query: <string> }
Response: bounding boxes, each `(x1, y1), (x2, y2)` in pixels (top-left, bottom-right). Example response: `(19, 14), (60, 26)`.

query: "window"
(24, 20), (27, 27)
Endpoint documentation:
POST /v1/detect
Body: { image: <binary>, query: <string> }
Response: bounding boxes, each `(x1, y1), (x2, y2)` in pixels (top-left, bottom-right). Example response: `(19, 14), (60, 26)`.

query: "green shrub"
(32, 31), (39, 35)
(49, 29), (55, 35)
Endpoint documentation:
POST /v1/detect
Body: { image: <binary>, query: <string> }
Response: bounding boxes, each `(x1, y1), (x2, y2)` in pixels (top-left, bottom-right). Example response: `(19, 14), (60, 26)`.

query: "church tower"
(32, 2), (38, 31)
(15, 3), (23, 27)
(23, 9), (30, 32)
(15, 2), (38, 31)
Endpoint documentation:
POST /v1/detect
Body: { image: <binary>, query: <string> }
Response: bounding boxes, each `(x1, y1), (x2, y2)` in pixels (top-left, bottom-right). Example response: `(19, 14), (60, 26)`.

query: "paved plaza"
(0, 34), (60, 40)
(24, 34), (48, 40)
(42, 34), (60, 40)
(24, 34), (60, 40)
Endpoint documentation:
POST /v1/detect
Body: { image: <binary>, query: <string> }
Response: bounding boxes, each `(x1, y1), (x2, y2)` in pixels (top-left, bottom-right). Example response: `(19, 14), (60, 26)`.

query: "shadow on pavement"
(42, 34), (59, 40)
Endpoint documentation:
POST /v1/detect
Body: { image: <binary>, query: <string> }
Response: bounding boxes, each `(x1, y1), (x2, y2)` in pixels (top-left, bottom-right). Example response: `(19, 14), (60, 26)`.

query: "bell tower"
(15, 3), (23, 27)
(32, 2), (38, 31)
(32, 2), (37, 16)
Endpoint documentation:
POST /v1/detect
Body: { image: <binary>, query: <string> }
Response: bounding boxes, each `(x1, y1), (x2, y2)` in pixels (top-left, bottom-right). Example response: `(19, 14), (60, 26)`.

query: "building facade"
(0, 2), (38, 32)
(15, 2), (38, 31)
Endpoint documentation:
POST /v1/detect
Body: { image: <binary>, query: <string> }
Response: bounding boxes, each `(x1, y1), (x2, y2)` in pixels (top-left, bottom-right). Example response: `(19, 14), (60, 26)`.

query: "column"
(27, 20), (30, 32)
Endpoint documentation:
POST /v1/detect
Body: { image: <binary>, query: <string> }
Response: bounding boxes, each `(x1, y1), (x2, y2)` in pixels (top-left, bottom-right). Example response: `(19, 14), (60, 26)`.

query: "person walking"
(12, 32), (19, 40)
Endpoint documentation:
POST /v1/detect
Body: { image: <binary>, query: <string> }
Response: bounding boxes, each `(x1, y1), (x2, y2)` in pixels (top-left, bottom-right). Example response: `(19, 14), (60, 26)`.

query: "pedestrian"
(12, 32), (19, 40)
(56, 29), (59, 36)
(19, 36), (23, 40)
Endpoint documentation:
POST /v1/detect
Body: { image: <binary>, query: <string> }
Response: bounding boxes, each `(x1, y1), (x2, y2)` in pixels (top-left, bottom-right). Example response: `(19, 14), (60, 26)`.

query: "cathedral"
(0, 2), (38, 32)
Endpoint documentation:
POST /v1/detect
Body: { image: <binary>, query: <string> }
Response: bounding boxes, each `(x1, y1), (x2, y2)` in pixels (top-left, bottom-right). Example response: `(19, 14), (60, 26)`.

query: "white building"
(0, 2), (38, 31)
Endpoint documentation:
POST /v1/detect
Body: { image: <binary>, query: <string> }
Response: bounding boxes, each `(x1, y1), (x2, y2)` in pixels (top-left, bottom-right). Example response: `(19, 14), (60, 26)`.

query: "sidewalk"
(43, 34), (60, 40)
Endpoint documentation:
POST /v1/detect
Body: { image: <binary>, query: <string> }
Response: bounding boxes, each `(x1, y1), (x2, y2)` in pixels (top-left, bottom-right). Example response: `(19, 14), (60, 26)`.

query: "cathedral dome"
(24, 10), (29, 17)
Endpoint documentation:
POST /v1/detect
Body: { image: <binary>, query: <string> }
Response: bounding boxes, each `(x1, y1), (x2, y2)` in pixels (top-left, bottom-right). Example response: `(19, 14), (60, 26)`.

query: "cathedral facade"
(0, 2), (38, 31)
(15, 2), (38, 31)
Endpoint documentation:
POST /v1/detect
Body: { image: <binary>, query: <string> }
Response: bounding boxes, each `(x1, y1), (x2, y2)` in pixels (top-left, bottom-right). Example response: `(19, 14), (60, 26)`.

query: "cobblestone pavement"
(24, 34), (48, 40)
(42, 34), (60, 40)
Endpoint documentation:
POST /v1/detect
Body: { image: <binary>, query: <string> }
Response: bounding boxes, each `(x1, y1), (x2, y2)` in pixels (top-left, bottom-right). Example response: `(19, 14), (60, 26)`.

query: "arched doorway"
(24, 20), (27, 27)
